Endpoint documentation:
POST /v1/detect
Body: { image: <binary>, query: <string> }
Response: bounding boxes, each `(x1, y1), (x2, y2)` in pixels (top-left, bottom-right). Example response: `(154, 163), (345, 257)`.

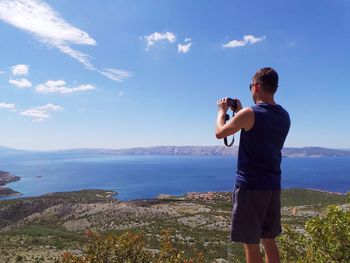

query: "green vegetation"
(59, 230), (205, 263)
(0, 189), (348, 262)
(279, 204), (350, 263)
(281, 189), (347, 207)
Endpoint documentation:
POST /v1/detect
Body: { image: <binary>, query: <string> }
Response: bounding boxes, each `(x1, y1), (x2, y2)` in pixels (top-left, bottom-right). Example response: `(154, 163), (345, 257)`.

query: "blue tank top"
(236, 103), (291, 190)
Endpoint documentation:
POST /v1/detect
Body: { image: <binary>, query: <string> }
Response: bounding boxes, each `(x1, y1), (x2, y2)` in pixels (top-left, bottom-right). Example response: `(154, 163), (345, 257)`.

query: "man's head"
(250, 67), (279, 103)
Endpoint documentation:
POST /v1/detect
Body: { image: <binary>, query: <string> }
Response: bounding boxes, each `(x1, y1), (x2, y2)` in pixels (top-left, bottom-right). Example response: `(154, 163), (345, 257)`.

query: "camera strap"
(224, 113), (235, 147)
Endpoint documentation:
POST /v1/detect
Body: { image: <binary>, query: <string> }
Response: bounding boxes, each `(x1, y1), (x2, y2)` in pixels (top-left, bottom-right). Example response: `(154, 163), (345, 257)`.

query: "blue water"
(0, 153), (349, 200)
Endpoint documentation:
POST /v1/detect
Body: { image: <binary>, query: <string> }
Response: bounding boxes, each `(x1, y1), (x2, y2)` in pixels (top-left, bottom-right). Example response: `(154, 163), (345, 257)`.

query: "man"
(215, 67), (290, 263)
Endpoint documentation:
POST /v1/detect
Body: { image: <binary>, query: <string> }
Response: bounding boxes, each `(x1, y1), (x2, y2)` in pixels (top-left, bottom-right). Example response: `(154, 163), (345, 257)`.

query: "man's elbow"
(216, 128), (236, 139)
(215, 129), (225, 139)
(216, 135), (224, 139)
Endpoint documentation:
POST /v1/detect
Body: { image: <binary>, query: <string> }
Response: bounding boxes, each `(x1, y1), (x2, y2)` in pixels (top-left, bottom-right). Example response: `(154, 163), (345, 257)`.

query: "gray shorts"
(230, 186), (281, 244)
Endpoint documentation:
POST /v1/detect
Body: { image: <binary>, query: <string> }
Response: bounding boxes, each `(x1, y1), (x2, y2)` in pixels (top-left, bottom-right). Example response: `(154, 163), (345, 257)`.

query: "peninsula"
(0, 171), (21, 197)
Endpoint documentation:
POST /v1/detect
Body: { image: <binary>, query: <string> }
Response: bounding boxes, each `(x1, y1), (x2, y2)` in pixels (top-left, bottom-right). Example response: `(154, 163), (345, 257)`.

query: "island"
(0, 171), (22, 197)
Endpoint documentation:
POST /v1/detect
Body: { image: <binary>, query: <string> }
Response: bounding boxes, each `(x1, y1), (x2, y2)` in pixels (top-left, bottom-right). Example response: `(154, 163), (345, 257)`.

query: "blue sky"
(0, 0), (349, 150)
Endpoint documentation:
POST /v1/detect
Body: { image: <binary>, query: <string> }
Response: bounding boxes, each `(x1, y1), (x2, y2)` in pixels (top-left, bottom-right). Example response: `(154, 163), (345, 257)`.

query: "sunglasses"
(249, 82), (261, 90)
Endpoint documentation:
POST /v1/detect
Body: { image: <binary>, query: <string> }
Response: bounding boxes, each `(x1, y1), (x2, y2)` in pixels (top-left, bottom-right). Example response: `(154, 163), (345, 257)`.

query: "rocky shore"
(0, 171), (21, 197)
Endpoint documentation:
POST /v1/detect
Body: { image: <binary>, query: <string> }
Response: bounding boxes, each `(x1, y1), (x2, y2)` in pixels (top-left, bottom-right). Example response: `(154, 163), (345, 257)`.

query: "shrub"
(58, 229), (205, 263)
(279, 205), (350, 263)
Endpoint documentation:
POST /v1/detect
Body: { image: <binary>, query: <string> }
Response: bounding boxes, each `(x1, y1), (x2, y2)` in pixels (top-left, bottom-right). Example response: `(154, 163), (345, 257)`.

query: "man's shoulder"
(237, 107), (255, 131)
(237, 107), (254, 119)
(241, 106), (254, 113)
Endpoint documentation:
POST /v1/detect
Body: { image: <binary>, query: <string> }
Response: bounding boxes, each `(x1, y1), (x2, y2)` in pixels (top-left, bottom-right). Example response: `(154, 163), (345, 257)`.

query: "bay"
(1, 153), (349, 200)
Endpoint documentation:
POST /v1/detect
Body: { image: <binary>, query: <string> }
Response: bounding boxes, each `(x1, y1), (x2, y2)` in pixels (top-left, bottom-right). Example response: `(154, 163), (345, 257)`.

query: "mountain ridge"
(1, 145), (350, 157)
(56, 146), (350, 157)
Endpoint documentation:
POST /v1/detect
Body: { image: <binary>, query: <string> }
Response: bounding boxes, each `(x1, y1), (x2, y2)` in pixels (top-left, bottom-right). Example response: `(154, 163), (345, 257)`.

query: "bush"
(279, 205), (350, 263)
(58, 229), (205, 263)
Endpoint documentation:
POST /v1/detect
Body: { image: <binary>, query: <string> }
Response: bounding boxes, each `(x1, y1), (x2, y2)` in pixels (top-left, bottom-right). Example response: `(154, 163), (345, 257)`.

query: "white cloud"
(21, 103), (63, 122)
(0, 0), (131, 82)
(36, 103), (63, 111)
(0, 0), (95, 69)
(98, 68), (133, 82)
(9, 78), (32, 88)
(36, 80), (95, 94)
(223, 35), (265, 48)
(11, 64), (29, 76)
(0, 70), (4, 74)
(0, 102), (16, 110)
(144, 32), (176, 50)
(184, 38), (191, 42)
(178, 43), (192, 54)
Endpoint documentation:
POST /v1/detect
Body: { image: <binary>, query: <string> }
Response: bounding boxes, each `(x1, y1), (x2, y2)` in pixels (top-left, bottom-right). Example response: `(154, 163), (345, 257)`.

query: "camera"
(227, 98), (238, 110)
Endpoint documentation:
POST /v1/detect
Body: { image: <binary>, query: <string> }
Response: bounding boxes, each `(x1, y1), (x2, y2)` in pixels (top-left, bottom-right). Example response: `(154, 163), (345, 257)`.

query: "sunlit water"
(1, 153), (349, 200)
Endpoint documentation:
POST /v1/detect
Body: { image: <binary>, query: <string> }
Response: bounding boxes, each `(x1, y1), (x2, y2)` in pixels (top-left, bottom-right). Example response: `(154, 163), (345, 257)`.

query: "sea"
(1, 153), (349, 201)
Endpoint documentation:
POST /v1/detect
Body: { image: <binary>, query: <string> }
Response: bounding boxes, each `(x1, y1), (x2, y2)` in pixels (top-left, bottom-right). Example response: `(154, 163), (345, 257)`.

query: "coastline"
(0, 171), (22, 197)
(305, 188), (345, 195)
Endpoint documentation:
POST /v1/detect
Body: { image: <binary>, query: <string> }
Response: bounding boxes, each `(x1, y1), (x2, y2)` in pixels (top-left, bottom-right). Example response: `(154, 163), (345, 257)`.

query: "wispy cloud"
(0, 70), (5, 74)
(11, 64), (29, 76)
(21, 103), (63, 122)
(98, 68), (133, 82)
(0, 102), (16, 110)
(9, 78), (32, 88)
(144, 32), (176, 51)
(0, 0), (131, 82)
(223, 35), (265, 48)
(36, 80), (95, 94)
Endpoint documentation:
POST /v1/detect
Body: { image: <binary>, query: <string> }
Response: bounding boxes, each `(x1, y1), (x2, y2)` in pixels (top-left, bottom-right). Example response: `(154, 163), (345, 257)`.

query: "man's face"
(250, 80), (259, 104)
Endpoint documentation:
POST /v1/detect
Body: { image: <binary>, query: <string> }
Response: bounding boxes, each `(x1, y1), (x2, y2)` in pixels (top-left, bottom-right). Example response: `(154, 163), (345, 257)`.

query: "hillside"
(0, 189), (348, 262)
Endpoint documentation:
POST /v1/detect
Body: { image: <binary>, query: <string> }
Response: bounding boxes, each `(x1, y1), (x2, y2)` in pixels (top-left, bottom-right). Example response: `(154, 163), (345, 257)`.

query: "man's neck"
(256, 97), (276, 105)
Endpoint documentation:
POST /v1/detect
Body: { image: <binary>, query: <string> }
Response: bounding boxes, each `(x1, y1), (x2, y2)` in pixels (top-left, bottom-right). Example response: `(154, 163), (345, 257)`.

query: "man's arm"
(215, 98), (254, 139)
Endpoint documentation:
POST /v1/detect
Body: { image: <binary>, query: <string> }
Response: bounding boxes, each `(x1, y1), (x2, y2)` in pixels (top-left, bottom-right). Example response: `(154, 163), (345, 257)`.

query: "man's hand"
(215, 97), (254, 139)
(217, 97), (229, 113)
(217, 97), (243, 113)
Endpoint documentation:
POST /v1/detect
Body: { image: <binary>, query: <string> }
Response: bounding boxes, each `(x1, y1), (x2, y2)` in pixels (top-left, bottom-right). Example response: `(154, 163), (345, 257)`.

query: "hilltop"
(0, 189), (348, 262)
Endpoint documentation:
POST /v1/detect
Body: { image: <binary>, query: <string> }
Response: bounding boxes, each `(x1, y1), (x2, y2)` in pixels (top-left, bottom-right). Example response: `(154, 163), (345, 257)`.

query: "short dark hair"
(253, 67), (279, 94)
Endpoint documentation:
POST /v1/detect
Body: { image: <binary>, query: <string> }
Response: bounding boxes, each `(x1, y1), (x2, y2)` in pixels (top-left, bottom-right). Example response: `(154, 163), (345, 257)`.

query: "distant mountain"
(1, 145), (350, 157)
(340, 148), (350, 152)
(58, 146), (239, 156)
(282, 147), (350, 158)
(0, 146), (28, 154)
(57, 146), (350, 158)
